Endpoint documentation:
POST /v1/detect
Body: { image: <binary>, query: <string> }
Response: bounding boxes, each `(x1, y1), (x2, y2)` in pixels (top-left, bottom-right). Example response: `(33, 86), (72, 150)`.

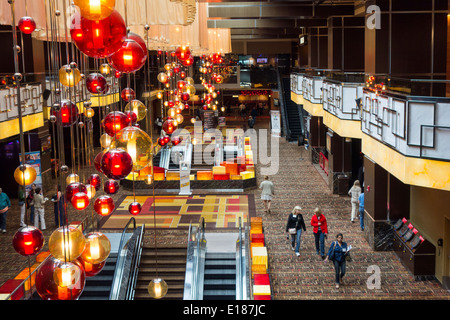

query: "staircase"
(134, 246), (187, 300)
(203, 252), (236, 300)
(282, 76), (303, 142)
(78, 253), (118, 300)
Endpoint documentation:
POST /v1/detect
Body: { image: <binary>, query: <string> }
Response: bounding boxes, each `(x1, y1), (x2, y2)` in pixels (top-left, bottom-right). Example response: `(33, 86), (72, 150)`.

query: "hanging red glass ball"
(203, 105), (208, 110)
(86, 73), (107, 94)
(103, 179), (119, 194)
(180, 92), (190, 102)
(77, 256), (106, 278)
(12, 226), (45, 256)
(125, 110), (137, 125)
(162, 119), (176, 135)
(18, 16), (36, 34)
(101, 148), (133, 180)
(171, 136), (183, 146)
(180, 71), (186, 79)
(70, 9), (127, 59)
(94, 195), (115, 216)
(121, 87), (136, 102)
(71, 192), (90, 210)
(87, 173), (101, 190)
(175, 46), (191, 61)
(163, 135), (171, 144)
(128, 202), (142, 215)
(182, 55), (194, 67)
(94, 151), (106, 174)
(184, 103), (189, 110)
(177, 80), (186, 90)
(65, 182), (88, 203)
(157, 137), (166, 147)
(103, 111), (129, 136)
(35, 256), (86, 300)
(115, 70), (122, 78)
(51, 100), (79, 127)
(109, 39), (146, 73)
(127, 32), (148, 59)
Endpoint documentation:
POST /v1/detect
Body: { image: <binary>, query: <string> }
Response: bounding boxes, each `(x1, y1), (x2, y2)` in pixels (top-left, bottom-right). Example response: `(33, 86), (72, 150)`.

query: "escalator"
(281, 76), (304, 142)
(203, 252), (236, 300)
(183, 218), (249, 300)
(78, 253), (118, 300)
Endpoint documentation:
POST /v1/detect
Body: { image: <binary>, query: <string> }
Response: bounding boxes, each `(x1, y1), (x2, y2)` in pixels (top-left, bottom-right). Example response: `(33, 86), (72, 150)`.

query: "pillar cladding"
(326, 131), (353, 195)
(363, 155), (393, 251)
(364, 0), (448, 78)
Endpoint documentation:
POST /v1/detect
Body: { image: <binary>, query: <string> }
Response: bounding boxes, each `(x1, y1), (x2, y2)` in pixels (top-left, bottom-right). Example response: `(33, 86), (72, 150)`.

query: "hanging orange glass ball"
(18, 16), (36, 34)
(109, 39), (146, 73)
(12, 226), (45, 256)
(80, 232), (111, 264)
(94, 195), (115, 216)
(14, 164), (37, 186)
(48, 226), (86, 262)
(70, 9), (126, 59)
(35, 256), (86, 300)
(73, 0), (116, 21)
(59, 65), (82, 87)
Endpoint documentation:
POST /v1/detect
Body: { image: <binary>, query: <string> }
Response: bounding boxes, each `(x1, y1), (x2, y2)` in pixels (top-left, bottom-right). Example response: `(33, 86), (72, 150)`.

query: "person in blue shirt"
(358, 191), (364, 231)
(0, 188), (11, 233)
(324, 233), (350, 289)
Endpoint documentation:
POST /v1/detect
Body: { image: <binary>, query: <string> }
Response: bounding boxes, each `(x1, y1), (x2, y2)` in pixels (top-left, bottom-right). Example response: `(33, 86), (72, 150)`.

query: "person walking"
(259, 175), (274, 213)
(33, 187), (47, 230)
(358, 190), (364, 231)
(285, 206), (306, 257)
(51, 185), (65, 227)
(26, 183), (36, 225)
(324, 233), (351, 289)
(0, 188), (11, 233)
(348, 180), (362, 223)
(310, 208), (328, 259)
(18, 187), (26, 227)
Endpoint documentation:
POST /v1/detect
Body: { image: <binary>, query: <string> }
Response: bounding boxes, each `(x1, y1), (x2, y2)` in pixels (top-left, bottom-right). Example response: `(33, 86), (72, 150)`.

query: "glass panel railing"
(183, 218), (206, 300)
(109, 217), (142, 300)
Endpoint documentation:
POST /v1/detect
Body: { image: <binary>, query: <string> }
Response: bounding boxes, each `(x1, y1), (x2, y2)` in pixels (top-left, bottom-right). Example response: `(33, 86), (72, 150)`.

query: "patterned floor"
(99, 194), (255, 230)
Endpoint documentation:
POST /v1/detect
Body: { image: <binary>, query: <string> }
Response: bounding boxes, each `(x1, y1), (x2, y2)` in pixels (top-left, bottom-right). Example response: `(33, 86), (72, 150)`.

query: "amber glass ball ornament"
(12, 226), (44, 256)
(124, 100), (147, 121)
(48, 226), (86, 262)
(148, 278), (168, 299)
(112, 126), (153, 171)
(59, 65), (82, 87)
(14, 164), (37, 186)
(73, 0), (116, 21)
(80, 232), (111, 264)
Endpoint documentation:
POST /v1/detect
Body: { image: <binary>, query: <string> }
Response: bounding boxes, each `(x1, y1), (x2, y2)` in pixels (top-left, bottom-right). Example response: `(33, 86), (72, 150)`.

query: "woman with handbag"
(285, 206), (306, 257)
(324, 233), (351, 289)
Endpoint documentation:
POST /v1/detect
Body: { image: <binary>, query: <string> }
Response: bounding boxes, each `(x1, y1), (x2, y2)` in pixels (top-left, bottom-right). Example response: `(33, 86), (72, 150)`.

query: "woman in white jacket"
(348, 180), (361, 223)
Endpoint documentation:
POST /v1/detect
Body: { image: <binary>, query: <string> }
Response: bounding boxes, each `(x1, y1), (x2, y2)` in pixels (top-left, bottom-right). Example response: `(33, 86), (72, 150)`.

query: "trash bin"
(337, 174), (349, 195)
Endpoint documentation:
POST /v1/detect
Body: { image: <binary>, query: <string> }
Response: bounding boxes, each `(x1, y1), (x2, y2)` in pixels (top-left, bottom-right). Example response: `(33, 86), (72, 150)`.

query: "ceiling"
(201, 0), (362, 41)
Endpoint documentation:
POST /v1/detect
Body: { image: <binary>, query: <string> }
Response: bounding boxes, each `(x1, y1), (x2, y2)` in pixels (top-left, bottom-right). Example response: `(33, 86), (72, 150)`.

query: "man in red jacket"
(311, 208), (328, 259)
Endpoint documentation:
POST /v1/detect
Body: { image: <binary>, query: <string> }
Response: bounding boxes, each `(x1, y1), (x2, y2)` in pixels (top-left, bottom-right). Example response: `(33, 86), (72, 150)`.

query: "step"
(204, 279), (236, 291)
(134, 292), (183, 300)
(204, 269), (236, 279)
(203, 290), (236, 300)
(205, 252), (236, 259)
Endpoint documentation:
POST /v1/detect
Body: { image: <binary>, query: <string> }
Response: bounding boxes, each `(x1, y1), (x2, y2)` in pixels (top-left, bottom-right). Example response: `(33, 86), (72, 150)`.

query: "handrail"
(126, 223), (145, 300)
(276, 68), (290, 138)
(236, 217), (243, 300)
(109, 217), (137, 300)
(4, 216), (91, 300)
(319, 152), (329, 176)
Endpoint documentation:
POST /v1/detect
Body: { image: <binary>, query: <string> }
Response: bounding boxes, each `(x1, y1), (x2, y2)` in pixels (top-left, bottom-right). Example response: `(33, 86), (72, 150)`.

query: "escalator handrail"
(109, 217), (136, 300)
(125, 223), (145, 300)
